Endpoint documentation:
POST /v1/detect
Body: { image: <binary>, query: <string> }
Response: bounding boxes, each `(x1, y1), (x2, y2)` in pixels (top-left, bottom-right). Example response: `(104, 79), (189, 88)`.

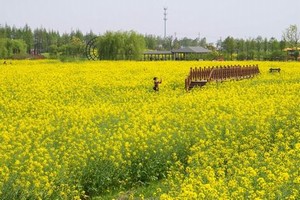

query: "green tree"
(22, 24), (33, 53)
(60, 36), (85, 58)
(0, 39), (8, 58)
(59, 33), (70, 46)
(235, 39), (244, 54)
(172, 38), (180, 50)
(269, 37), (280, 52)
(125, 31), (145, 60)
(294, 50), (299, 60)
(33, 28), (48, 54)
(222, 36), (235, 60)
(48, 44), (59, 58)
(179, 37), (194, 47)
(162, 36), (173, 50)
(255, 36), (263, 60)
(279, 39), (287, 51)
(97, 31), (145, 60)
(0, 24), (8, 38)
(144, 34), (158, 50)
(0, 38), (27, 58)
(84, 30), (97, 44)
(237, 52), (246, 60)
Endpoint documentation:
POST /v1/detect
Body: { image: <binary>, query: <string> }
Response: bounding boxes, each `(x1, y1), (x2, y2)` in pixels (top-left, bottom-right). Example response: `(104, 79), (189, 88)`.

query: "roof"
(283, 47), (300, 51)
(172, 46), (211, 53)
(144, 50), (172, 55)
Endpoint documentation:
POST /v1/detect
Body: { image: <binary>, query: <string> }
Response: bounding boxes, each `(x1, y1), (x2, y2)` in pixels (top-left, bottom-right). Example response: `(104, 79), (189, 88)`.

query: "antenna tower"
(164, 7), (167, 38)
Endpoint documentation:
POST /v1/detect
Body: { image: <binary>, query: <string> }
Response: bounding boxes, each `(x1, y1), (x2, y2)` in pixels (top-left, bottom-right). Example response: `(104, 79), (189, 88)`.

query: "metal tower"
(164, 7), (167, 38)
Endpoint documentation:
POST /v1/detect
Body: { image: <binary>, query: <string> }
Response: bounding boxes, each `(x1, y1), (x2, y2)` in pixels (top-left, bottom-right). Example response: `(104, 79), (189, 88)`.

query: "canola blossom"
(0, 60), (299, 199)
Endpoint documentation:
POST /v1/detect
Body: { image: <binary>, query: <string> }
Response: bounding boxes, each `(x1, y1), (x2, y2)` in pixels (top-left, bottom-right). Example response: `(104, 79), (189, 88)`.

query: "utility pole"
(164, 7), (167, 38)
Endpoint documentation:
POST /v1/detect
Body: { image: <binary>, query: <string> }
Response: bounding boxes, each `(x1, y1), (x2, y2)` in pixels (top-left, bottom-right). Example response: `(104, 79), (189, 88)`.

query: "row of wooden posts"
(185, 64), (260, 91)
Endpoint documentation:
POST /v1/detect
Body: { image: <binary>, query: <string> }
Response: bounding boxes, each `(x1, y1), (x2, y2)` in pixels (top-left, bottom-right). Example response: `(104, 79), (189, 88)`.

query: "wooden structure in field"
(143, 46), (211, 61)
(283, 47), (300, 61)
(185, 64), (260, 91)
(143, 50), (172, 61)
(172, 46), (211, 60)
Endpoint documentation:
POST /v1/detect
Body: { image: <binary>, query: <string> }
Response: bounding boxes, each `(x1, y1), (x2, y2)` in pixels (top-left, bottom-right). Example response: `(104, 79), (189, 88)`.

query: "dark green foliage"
(271, 50), (288, 61)
(237, 52), (247, 61)
(220, 36), (289, 61)
(222, 36), (235, 60)
(0, 24), (298, 60)
(0, 38), (27, 58)
(96, 31), (145, 60)
(294, 51), (300, 61)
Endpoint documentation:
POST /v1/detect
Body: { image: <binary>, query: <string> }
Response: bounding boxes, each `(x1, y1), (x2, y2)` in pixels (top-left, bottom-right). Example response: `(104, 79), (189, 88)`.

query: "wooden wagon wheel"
(85, 37), (99, 60)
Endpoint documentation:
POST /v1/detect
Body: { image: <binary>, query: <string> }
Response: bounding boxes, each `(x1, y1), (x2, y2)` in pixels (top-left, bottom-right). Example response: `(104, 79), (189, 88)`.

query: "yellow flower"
(1, 60), (300, 199)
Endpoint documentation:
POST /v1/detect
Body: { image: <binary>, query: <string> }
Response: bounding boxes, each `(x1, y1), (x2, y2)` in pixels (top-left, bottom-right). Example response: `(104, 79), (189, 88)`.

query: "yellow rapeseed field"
(0, 60), (299, 199)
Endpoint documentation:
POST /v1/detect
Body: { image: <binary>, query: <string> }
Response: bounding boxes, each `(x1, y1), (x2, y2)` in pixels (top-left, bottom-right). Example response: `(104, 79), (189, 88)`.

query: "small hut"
(283, 47), (300, 60)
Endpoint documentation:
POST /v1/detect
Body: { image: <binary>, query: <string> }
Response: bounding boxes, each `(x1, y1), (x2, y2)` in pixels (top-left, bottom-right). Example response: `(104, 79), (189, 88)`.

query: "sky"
(1, 0), (300, 43)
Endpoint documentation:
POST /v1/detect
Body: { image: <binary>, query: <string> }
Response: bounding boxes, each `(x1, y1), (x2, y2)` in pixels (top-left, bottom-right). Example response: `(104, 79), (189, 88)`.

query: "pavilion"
(143, 46), (211, 61)
(172, 46), (211, 60)
(143, 50), (172, 61)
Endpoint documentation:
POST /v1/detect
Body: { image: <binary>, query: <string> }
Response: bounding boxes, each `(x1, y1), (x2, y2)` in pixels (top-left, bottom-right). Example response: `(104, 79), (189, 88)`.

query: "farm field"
(0, 60), (300, 199)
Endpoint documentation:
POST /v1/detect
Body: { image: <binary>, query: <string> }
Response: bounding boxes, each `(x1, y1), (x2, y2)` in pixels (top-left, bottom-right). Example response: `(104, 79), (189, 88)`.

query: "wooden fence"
(185, 64), (260, 91)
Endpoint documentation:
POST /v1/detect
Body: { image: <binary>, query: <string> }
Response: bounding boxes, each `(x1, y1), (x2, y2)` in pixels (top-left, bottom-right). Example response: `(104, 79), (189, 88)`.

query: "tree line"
(0, 24), (299, 61)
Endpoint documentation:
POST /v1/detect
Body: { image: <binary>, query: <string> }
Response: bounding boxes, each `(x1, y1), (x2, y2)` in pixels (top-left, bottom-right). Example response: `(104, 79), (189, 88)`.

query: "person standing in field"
(153, 77), (162, 92)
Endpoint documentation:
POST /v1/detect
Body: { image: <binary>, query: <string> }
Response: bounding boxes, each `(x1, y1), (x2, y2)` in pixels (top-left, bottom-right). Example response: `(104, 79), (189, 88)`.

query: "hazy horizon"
(1, 0), (300, 43)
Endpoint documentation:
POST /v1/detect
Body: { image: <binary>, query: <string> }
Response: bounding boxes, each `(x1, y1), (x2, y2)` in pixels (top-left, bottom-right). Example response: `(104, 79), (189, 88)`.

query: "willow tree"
(97, 31), (145, 60)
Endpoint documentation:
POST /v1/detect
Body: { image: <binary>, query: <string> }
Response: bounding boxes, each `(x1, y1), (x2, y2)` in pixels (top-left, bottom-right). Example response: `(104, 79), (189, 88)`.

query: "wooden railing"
(185, 64), (260, 91)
